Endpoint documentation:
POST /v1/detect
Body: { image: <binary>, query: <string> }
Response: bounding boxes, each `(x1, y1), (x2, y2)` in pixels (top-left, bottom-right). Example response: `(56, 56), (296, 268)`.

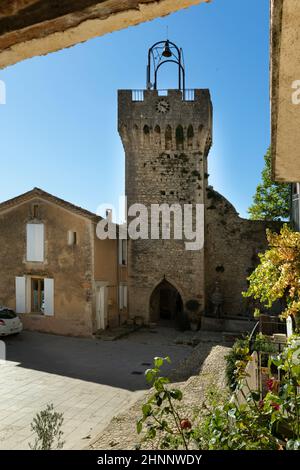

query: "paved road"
(0, 328), (191, 449)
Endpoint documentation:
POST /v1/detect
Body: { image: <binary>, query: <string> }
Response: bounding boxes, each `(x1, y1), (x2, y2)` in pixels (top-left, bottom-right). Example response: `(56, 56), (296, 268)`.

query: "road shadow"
(2, 328), (197, 391)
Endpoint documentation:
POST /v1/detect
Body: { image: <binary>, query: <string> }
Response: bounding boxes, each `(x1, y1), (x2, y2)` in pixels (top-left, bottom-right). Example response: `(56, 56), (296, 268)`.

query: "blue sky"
(0, 0), (269, 219)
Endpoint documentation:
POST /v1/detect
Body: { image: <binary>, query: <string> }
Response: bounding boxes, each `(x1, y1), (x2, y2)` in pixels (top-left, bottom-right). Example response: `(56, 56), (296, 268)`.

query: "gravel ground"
(89, 341), (231, 450)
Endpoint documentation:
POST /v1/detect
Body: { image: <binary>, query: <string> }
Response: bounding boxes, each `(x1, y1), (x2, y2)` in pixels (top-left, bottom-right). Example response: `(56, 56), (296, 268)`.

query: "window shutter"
(44, 278), (54, 316)
(27, 224), (44, 262)
(15, 277), (26, 313)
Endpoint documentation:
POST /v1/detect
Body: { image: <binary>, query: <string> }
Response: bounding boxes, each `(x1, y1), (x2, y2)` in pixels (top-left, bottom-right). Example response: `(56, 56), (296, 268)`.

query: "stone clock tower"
(118, 40), (212, 327)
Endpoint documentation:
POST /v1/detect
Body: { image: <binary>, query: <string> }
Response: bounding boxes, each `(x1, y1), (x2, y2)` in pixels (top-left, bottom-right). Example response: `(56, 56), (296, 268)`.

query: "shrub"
(29, 403), (65, 450)
(225, 338), (250, 391)
(137, 356), (190, 450)
(243, 224), (300, 326)
(138, 338), (300, 450)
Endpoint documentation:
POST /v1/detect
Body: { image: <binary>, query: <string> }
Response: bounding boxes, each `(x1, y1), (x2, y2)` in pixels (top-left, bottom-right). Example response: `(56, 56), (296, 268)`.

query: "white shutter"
(119, 285), (124, 309)
(286, 316), (293, 337)
(27, 224), (44, 262)
(44, 278), (54, 316)
(123, 285), (127, 308)
(15, 277), (26, 313)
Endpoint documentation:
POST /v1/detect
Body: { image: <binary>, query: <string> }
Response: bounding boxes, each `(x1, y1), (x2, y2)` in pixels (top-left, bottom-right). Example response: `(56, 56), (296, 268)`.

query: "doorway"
(95, 284), (107, 331)
(150, 280), (183, 327)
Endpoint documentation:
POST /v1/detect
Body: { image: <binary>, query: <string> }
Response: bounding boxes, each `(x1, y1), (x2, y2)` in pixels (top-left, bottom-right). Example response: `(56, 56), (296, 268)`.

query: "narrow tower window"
(143, 125), (150, 146)
(133, 124), (139, 141)
(197, 124), (203, 147)
(176, 125), (184, 150)
(165, 125), (172, 150)
(187, 125), (194, 149)
(154, 125), (161, 146)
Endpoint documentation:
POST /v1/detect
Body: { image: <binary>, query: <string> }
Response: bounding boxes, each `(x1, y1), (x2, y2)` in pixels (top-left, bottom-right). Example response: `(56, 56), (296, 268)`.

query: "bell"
(162, 40), (172, 58)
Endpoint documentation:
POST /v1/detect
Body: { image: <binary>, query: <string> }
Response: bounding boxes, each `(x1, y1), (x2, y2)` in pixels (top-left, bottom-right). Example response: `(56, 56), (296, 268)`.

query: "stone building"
(0, 188), (128, 336)
(118, 41), (278, 332)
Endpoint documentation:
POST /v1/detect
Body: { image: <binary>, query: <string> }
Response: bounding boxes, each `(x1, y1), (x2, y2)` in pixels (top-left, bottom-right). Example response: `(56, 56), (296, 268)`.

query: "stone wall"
(205, 186), (282, 319)
(119, 89), (212, 322)
(118, 89), (282, 329)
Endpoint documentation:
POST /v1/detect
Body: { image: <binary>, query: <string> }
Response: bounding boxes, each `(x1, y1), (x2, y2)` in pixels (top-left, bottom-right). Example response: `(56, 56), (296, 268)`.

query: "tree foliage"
(243, 224), (300, 321)
(248, 148), (290, 221)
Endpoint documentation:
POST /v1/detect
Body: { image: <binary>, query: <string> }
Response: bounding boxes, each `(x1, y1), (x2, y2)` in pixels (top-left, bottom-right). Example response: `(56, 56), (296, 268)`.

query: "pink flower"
(271, 402), (280, 411)
(266, 378), (275, 391)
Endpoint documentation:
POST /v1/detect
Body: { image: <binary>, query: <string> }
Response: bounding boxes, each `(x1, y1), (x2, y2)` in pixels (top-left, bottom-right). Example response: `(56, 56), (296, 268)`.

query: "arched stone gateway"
(149, 279), (183, 326)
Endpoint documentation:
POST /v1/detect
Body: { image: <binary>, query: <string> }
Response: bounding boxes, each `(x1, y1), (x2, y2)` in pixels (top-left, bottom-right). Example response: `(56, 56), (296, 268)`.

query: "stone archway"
(149, 279), (183, 327)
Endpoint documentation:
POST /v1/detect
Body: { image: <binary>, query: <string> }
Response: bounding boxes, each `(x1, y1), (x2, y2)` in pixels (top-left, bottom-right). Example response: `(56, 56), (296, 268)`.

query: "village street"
(0, 328), (191, 450)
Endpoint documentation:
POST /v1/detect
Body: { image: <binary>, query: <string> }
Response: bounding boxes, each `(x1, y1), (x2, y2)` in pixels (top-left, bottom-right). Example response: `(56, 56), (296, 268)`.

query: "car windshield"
(0, 309), (17, 319)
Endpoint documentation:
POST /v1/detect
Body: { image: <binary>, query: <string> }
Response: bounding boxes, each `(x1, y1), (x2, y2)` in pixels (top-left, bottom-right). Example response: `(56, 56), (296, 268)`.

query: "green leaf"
(136, 420), (143, 434)
(170, 389), (183, 400)
(145, 369), (155, 384)
(147, 427), (156, 439)
(142, 404), (152, 417)
(154, 357), (164, 368)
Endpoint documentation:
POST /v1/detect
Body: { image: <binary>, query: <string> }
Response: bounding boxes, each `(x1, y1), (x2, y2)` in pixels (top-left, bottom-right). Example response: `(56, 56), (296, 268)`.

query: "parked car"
(0, 307), (23, 336)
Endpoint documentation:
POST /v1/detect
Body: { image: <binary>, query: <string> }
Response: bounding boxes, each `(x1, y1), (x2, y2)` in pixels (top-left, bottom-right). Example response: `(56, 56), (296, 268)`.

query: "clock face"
(156, 99), (170, 114)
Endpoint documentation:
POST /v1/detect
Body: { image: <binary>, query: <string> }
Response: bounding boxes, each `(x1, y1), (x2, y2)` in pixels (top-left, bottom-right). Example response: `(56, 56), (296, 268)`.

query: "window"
(143, 125), (150, 146)
(119, 239), (127, 265)
(26, 223), (44, 262)
(165, 125), (172, 150)
(68, 230), (77, 246)
(119, 285), (127, 310)
(31, 278), (44, 313)
(176, 125), (184, 150)
(15, 276), (54, 315)
(33, 204), (39, 218)
(187, 125), (194, 148)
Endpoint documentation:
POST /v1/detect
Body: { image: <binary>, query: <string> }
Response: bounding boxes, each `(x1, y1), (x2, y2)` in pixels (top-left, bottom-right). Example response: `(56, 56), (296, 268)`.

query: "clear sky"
(0, 0), (269, 219)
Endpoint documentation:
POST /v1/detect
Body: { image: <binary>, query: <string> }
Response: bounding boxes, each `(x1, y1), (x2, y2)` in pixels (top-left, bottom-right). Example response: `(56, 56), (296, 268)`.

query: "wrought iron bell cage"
(146, 40), (186, 93)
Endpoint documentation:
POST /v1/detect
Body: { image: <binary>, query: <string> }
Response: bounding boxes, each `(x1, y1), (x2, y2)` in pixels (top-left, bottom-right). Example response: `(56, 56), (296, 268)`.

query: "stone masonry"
(118, 89), (212, 323)
(118, 88), (279, 328)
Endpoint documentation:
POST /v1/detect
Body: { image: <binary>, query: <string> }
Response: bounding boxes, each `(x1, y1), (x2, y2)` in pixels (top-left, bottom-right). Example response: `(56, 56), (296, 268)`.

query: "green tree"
(248, 148), (290, 221)
(243, 224), (300, 324)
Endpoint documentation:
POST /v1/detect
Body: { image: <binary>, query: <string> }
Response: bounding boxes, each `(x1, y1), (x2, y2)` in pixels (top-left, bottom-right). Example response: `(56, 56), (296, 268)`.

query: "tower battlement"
(118, 89), (212, 154)
(119, 88), (209, 103)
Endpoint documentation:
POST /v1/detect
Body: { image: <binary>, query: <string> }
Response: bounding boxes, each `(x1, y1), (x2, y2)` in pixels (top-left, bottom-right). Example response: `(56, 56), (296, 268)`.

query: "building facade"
(0, 188), (127, 336)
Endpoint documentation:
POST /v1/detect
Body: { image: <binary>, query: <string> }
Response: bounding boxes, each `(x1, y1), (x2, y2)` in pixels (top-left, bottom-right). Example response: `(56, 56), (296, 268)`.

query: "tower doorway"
(150, 280), (183, 327)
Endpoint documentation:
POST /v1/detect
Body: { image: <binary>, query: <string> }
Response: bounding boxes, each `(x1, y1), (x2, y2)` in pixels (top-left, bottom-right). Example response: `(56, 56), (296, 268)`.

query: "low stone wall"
(19, 313), (93, 337)
(201, 316), (256, 334)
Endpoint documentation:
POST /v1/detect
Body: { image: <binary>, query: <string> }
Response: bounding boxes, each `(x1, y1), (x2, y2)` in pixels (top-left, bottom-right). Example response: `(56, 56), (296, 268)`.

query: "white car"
(0, 308), (23, 336)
